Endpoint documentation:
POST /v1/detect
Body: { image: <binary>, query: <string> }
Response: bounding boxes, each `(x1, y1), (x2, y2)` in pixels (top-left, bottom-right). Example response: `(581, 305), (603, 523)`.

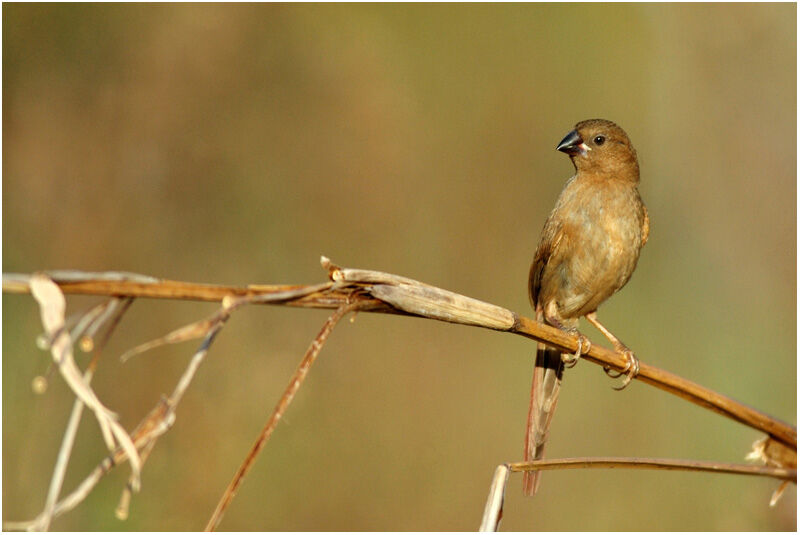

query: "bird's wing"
(641, 203), (650, 246)
(528, 219), (564, 307)
(524, 218), (568, 496)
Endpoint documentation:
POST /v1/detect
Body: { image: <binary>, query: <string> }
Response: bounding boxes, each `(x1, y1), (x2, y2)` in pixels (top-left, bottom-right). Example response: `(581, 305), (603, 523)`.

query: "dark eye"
(593, 135), (606, 146)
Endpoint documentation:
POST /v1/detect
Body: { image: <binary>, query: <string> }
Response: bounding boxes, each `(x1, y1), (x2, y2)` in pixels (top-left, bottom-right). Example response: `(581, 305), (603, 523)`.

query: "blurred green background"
(3, 3), (796, 531)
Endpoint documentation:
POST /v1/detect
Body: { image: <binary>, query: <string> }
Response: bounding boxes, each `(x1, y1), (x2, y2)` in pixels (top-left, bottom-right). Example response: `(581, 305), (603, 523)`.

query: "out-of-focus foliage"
(3, 4), (795, 530)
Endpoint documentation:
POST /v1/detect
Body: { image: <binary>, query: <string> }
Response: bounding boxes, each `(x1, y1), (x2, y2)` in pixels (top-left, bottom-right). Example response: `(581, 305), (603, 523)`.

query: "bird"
(523, 119), (649, 496)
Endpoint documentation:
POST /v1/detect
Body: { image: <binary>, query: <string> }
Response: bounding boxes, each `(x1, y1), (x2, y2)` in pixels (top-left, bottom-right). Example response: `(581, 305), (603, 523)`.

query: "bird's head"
(557, 119), (639, 181)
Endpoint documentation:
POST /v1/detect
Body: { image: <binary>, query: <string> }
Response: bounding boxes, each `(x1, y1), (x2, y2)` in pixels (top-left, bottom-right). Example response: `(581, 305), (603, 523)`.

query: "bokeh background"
(3, 3), (796, 531)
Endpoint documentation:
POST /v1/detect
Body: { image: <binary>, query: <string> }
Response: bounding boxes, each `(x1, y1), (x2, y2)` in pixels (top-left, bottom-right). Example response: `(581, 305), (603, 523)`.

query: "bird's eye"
(593, 135), (606, 146)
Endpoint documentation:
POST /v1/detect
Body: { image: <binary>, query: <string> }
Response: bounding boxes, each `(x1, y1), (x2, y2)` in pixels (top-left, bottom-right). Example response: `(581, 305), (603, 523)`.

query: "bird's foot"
(561, 332), (591, 368)
(603, 345), (639, 390)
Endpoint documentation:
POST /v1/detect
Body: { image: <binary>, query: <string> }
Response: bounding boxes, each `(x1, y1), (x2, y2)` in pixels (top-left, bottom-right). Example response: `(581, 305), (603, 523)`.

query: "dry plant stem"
(479, 458), (796, 532)
(3, 265), (795, 530)
(28, 275), (143, 490)
(5, 284), (336, 531)
(510, 315), (796, 449)
(6, 321), (223, 531)
(508, 457), (796, 480)
(40, 298), (132, 531)
(3, 459), (111, 530)
(4, 269), (793, 452)
(40, 370), (95, 532)
(204, 299), (375, 532)
(66, 300), (113, 349)
(171, 316), (227, 406)
(11, 298), (134, 532)
(479, 464), (510, 532)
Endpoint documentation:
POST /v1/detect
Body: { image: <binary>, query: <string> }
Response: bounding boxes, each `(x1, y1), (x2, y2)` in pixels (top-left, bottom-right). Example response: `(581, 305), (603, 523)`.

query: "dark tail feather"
(523, 344), (564, 496)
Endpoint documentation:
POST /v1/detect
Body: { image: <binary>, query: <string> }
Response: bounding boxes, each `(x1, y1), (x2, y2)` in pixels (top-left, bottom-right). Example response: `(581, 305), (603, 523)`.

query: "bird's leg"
(544, 302), (590, 368)
(585, 312), (639, 389)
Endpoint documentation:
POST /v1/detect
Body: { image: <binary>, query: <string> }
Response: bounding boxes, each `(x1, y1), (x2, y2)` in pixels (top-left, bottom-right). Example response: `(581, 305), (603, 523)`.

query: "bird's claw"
(562, 334), (591, 368)
(603, 347), (639, 390)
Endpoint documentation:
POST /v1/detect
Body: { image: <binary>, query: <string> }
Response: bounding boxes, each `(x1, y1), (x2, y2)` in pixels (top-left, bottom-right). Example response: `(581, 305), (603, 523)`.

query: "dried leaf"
(30, 274), (142, 490)
(30, 273), (66, 334)
(120, 317), (217, 362)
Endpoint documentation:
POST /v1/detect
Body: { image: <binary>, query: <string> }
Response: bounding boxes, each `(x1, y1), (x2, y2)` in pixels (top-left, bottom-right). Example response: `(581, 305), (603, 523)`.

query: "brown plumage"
(523, 119), (649, 496)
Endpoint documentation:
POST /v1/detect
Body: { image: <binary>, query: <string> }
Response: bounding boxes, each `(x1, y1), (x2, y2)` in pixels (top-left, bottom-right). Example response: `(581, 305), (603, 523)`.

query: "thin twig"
(2, 459), (111, 531)
(10, 298), (134, 531)
(479, 457), (796, 532)
(204, 298), (377, 531)
(29, 275), (143, 489)
(169, 314), (228, 407)
(5, 285), (342, 531)
(39, 351), (96, 531)
(4, 318), (221, 531)
(38, 297), (134, 531)
(66, 299), (115, 352)
(507, 457), (797, 480)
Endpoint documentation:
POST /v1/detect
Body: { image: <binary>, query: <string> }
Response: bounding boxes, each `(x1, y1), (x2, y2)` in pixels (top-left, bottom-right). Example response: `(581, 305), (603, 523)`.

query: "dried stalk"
(4, 290), (239, 531)
(479, 464), (510, 532)
(507, 457), (796, 479)
(3, 259), (796, 530)
(28, 275), (142, 488)
(479, 457), (797, 532)
(5, 298), (135, 531)
(4, 262), (794, 451)
(38, 298), (133, 531)
(204, 298), (377, 531)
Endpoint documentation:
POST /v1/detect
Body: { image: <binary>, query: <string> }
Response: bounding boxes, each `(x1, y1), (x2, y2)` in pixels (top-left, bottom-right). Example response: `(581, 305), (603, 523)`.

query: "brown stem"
(203, 299), (377, 531)
(4, 270), (795, 453)
(508, 457), (796, 480)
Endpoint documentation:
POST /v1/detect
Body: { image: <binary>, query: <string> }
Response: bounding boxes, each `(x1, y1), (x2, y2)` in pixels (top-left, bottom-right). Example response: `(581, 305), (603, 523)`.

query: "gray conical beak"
(556, 129), (583, 155)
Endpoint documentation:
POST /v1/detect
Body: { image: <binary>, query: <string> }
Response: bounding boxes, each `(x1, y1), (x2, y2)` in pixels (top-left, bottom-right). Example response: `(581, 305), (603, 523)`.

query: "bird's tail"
(523, 343), (564, 496)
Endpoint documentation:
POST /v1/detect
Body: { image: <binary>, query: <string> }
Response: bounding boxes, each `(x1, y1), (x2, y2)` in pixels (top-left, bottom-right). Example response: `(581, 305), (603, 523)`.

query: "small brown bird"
(523, 119), (649, 496)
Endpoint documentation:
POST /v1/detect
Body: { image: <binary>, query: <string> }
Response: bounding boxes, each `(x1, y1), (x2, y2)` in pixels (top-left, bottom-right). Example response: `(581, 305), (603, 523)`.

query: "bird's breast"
(549, 179), (645, 317)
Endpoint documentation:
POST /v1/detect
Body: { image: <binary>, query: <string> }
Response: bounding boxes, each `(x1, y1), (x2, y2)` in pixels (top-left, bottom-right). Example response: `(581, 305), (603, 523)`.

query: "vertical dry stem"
(204, 300), (368, 531)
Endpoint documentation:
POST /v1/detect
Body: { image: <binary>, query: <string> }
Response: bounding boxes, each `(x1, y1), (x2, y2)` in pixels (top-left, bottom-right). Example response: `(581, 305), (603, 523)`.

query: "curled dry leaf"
(29, 274), (143, 491)
(30, 273), (67, 334)
(119, 315), (219, 363)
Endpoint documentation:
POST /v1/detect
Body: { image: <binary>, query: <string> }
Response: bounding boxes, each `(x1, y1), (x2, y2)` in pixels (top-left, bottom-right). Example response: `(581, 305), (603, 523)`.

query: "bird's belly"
(553, 212), (642, 318)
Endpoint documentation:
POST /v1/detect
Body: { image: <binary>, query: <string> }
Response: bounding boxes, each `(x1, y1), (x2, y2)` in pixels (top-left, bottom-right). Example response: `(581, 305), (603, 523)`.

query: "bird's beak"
(556, 130), (591, 156)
